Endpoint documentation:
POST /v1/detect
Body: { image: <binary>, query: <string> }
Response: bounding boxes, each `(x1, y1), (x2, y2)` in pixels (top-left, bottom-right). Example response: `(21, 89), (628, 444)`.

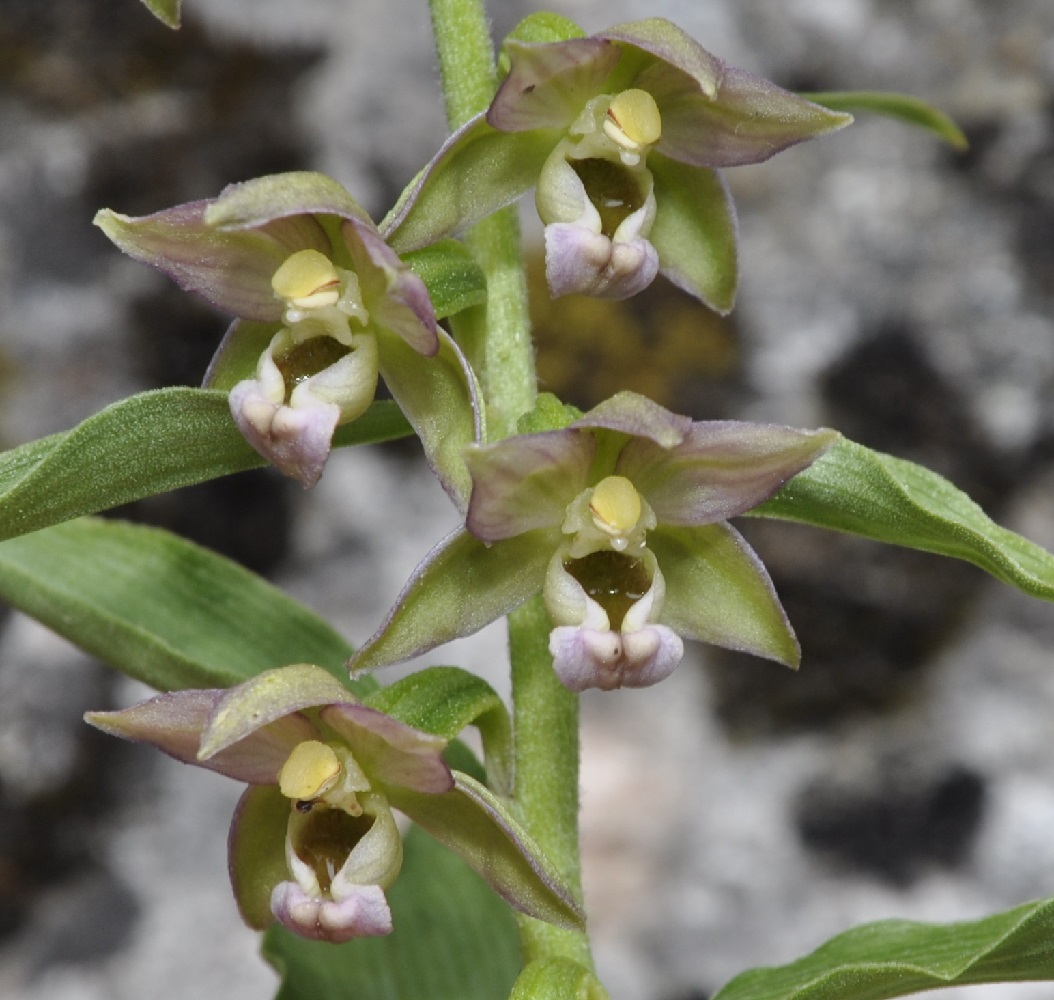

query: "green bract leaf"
(263, 825), (522, 1000)
(401, 239), (488, 319)
(0, 518), (353, 690)
(713, 896), (1054, 1000)
(140, 0), (180, 28)
(805, 91), (968, 152)
(0, 389), (411, 543)
(510, 958), (611, 1000)
(751, 438), (1054, 602)
(365, 666), (513, 794)
(388, 771), (586, 931)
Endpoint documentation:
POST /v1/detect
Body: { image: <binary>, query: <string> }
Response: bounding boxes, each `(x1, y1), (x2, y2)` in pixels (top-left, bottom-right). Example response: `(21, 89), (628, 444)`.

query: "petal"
(488, 37), (619, 132)
(377, 328), (483, 513)
(342, 219), (439, 357)
(198, 663), (356, 761)
(229, 380), (342, 489)
(320, 703), (453, 795)
(549, 623), (682, 692)
(544, 223), (659, 300)
(600, 18), (722, 100)
(203, 171), (373, 231)
(349, 527), (554, 673)
(383, 114), (560, 253)
(202, 319), (279, 393)
(270, 882), (393, 943)
(618, 424), (839, 524)
(464, 429), (594, 540)
(95, 202), (321, 322)
(228, 785), (293, 929)
(572, 390), (692, 448)
(388, 771), (585, 929)
(648, 155), (738, 314)
(650, 523), (800, 667)
(650, 64), (853, 168)
(85, 690), (315, 784)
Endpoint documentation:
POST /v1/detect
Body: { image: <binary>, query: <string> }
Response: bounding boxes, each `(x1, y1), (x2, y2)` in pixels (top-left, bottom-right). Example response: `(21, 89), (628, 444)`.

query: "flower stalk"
(427, 0), (591, 969)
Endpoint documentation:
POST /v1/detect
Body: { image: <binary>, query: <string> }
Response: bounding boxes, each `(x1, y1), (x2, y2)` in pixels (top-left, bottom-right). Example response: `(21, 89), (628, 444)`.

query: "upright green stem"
(427, 0), (534, 441)
(427, 0), (592, 972)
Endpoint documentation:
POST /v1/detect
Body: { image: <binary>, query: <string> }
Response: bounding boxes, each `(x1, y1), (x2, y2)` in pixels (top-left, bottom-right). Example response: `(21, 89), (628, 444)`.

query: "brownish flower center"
(294, 806), (375, 895)
(274, 337), (352, 401)
(571, 158), (645, 239)
(564, 550), (651, 630)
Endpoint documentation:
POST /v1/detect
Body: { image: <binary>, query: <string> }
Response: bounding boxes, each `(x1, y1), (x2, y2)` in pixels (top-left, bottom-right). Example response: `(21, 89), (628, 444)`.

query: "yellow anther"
(604, 89), (662, 150)
(279, 740), (342, 801)
(589, 476), (643, 536)
(272, 249), (342, 309)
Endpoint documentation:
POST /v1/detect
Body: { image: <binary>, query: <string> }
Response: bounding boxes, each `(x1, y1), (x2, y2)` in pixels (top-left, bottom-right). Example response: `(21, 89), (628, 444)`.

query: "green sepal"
(203, 170), (372, 229)
(648, 154), (738, 315)
(388, 771), (585, 931)
(0, 517), (354, 691)
(350, 527), (553, 673)
(383, 121), (560, 254)
(510, 958), (611, 1000)
(401, 239), (488, 320)
(228, 785), (290, 930)
(650, 523), (800, 667)
(365, 666), (513, 794)
(140, 0), (180, 28)
(713, 895), (1054, 1000)
(0, 388), (411, 544)
(750, 437), (1054, 603)
(263, 825), (522, 1000)
(202, 320), (275, 392)
(805, 91), (968, 152)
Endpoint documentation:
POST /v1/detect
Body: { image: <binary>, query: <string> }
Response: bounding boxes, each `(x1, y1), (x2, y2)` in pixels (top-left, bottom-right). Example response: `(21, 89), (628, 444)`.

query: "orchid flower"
(351, 393), (839, 692)
(96, 172), (479, 495)
(86, 665), (581, 943)
(385, 17), (852, 308)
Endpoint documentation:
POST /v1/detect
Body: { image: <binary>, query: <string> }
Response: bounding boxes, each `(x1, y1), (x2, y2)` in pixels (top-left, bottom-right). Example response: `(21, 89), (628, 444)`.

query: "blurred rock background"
(1, 0), (1054, 998)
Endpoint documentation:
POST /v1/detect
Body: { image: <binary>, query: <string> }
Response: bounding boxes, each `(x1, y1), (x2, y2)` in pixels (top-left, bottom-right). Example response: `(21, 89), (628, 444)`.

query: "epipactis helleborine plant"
(96, 172), (479, 492)
(86, 665), (581, 942)
(352, 393), (838, 691)
(384, 17), (852, 308)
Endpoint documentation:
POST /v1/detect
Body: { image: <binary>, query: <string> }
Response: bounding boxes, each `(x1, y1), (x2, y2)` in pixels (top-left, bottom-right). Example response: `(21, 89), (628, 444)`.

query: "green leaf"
(0, 388), (411, 543)
(510, 958), (610, 1000)
(750, 438), (1054, 602)
(0, 517), (353, 691)
(804, 91), (968, 151)
(713, 896), (1054, 1000)
(365, 665), (513, 794)
(389, 771), (585, 931)
(263, 825), (522, 1000)
(140, 0), (180, 28)
(648, 156), (738, 315)
(401, 239), (488, 319)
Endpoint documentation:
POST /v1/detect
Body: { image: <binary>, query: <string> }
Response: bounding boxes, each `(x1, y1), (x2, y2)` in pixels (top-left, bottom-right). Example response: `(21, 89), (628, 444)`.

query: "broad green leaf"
(0, 517), (353, 691)
(389, 771), (585, 931)
(365, 666), (513, 794)
(140, 0), (180, 28)
(0, 388), (411, 543)
(751, 438), (1054, 602)
(805, 91), (968, 151)
(263, 825), (522, 1000)
(714, 896), (1054, 1000)
(401, 239), (488, 319)
(510, 958), (610, 1000)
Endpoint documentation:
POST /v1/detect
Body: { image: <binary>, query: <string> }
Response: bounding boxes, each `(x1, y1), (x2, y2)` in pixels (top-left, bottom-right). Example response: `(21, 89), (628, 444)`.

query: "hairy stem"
(427, 0), (591, 971)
